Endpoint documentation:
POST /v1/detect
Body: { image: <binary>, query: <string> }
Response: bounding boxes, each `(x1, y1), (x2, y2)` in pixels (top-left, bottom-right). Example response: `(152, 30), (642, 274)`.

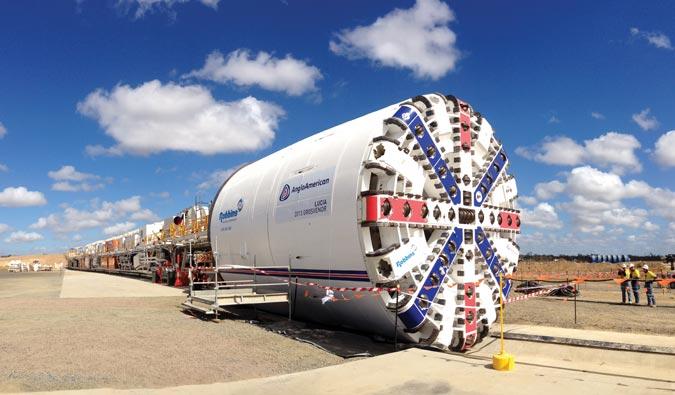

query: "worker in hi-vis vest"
(642, 264), (657, 307)
(618, 263), (632, 304)
(628, 263), (641, 304)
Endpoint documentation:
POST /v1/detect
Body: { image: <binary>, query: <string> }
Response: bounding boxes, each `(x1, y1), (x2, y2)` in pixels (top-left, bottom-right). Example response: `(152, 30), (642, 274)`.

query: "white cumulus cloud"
(642, 186), (675, 222)
(84, 145), (123, 157)
(0, 223), (11, 233)
(516, 136), (585, 166)
(0, 164), (8, 172)
(185, 50), (322, 96)
(78, 80), (284, 156)
(103, 222), (137, 235)
(52, 181), (104, 192)
(0, 187), (47, 207)
(29, 216), (52, 230)
(643, 221), (660, 232)
(533, 166), (674, 233)
(31, 196), (148, 234)
(654, 130), (675, 167)
(48, 165), (105, 192)
(566, 166), (642, 202)
(534, 180), (566, 200)
(517, 195), (538, 206)
(149, 191), (170, 199)
(521, 203), (563, 229)
(117, 0), (220, 19)
(591, 112), (605, 120)
(48, 165), (97, 182)
(5, 231), (43, 243)
(572, 205), (653, 235)
(630, 27), (673, 50)
(583, 132), (642, 174)
(197, 167), (239, 190)
(516, 132), (641, 174)
(0, 121), (6, 138)
(632, 108), (659, 131)
(548, 115), (560, 124)
(129, 208), (160, 222)
(329, 0), (460, 80)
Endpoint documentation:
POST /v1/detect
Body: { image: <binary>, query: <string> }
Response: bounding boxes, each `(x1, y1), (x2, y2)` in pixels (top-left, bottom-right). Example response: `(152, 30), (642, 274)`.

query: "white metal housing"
(210, 93), (521, 350)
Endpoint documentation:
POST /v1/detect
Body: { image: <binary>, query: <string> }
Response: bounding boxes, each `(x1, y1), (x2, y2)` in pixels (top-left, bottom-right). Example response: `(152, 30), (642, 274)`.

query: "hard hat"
(621, 263), (627, 268)
(629, 263), (634, 268)
(642, 264), (649, 270)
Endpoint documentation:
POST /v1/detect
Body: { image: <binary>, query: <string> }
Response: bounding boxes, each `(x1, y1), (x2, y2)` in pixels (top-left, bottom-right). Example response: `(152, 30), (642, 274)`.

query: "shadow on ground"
(182, 306), (402, 358)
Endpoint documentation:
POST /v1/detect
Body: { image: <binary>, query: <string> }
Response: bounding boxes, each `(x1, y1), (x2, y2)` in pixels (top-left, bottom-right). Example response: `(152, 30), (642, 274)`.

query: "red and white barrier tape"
(505, 288), (555, 304)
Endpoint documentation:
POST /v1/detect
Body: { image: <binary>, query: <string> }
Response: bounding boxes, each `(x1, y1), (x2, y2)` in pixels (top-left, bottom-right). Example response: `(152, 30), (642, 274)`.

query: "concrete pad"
(0, 271), (63, 299)
(477, 325), (674, 381)
(59, 270), (184, 298)
(500, 324), (675, 348)
(15, 348), (674, 395)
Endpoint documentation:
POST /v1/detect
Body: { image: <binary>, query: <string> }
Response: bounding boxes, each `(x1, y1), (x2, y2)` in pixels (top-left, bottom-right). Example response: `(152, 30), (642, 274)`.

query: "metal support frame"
(183, 252), (291, 318)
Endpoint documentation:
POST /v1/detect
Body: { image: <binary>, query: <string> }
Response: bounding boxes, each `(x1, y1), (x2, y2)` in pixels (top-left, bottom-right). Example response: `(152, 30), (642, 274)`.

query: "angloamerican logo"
(279, 177), (330, 202)
(279, 184), (291, 201)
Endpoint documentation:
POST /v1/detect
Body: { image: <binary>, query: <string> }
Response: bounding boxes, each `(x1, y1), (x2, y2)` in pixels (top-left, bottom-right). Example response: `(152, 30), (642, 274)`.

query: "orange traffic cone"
(175, 270), (185, 287)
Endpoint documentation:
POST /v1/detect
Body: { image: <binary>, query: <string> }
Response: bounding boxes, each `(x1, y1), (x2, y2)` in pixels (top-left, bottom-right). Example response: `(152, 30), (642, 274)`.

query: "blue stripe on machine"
(475, 227), (512, 297)
(398, 303), (425, 329)
(474, 148), (508, 206)
(392, 106), (461, 205)
(397, 227), (463, 330)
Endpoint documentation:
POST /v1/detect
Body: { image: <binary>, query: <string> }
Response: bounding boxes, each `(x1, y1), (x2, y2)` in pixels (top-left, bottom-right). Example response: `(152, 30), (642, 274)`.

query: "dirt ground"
(516, 259), (671, 278)
(1, 263), (673, 392)
(508, 260), (675, 335)
(507, 279), (675, 336)
(0, 253), (66, 269)
(0, 271), (343, 393)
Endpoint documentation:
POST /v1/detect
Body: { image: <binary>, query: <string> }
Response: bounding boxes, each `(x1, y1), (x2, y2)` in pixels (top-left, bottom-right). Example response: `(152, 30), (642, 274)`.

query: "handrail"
(216, 265), (291, 270)
(190, 277), (255, 284)
(185, 254), (292, 317)
(191, 281), (289, 288)
(212, 279), (255, 284)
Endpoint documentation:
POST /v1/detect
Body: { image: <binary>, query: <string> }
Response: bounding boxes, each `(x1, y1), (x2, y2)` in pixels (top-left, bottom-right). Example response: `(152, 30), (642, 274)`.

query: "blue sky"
(0, 0), (673, 255)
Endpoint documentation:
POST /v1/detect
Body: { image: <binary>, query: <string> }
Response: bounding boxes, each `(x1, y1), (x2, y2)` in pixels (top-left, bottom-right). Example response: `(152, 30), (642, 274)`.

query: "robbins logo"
(401, 110), (412, 121)
(219, 198), (244, 222)
(279, 184), (291, 202)
(395, 245), (417, 268)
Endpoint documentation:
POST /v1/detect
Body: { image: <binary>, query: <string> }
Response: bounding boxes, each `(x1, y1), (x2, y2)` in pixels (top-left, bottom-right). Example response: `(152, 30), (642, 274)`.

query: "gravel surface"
(2, 269), (673, 392)
(507, 280), (675, 336)
(0, 272), (343, 393)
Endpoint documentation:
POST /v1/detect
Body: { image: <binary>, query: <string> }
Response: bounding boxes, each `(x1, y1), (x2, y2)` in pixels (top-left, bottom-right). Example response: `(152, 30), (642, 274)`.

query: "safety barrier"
(218, 266), (673, 306)
(226, 267), (561, 306)
(512, 272), (674, 287)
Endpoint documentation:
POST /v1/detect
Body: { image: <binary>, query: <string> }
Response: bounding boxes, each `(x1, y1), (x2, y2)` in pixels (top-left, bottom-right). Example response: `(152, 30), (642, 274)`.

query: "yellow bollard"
(492, 272), (515, 371)
(492, 352), (515, 371)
